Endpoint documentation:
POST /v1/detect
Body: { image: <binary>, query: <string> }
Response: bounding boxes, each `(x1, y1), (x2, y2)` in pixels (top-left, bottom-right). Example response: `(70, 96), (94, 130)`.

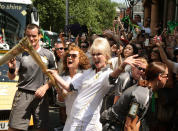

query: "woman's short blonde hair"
(90, 37), (111, 61)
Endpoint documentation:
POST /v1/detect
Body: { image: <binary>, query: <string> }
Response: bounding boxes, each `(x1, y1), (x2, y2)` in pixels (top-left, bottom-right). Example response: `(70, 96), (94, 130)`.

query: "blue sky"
(111, 0), (125, 3)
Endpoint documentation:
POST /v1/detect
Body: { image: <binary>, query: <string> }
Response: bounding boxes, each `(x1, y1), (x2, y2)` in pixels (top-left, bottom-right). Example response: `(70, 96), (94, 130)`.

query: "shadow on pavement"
(28, 106), (64, 131)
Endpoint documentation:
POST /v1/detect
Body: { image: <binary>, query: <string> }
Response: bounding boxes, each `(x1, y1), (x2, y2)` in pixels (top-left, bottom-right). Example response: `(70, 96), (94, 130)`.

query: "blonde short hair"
(90, 37), (111, 61)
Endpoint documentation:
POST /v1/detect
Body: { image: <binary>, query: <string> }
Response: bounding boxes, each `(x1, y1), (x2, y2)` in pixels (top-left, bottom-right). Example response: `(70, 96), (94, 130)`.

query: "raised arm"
(155, 41), (175, 70)
(103, 29), (120, 43)
(47, 69), (70, 91)
(117, 47), (123, 68)
(117, 17), (127, 40)
(124, 116), (140, 131)
(110, 55), (141, 78)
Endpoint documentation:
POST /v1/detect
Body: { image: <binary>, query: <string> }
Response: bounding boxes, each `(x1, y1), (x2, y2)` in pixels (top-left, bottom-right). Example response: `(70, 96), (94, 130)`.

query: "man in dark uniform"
(7, 24), (56, 131)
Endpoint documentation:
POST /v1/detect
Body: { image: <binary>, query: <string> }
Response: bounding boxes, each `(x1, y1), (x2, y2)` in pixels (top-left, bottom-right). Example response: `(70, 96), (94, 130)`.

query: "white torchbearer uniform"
(63, 66), (113, 131)
(63, 72), (83, 123)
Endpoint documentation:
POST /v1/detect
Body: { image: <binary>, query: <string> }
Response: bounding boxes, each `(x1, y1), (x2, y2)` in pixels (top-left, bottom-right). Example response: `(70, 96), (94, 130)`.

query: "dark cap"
(174, 46), (178, 56)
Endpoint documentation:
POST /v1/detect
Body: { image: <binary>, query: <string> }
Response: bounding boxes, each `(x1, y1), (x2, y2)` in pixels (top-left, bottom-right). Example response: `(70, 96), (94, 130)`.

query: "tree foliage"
(32, 0), (65, 32)
(32, 0), (117, 34)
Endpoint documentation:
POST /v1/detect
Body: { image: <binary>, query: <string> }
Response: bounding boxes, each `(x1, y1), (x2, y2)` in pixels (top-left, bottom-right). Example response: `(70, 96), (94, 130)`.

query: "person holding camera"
(101, 62), (168, 131)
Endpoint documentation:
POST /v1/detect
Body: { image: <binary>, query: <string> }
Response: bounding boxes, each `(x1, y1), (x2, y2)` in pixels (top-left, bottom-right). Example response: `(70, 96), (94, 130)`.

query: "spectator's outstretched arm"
(103, 29), (123, 46)
(75, 35), (80, 46)
(117, 48), (123, 68)
(113, 19), (117, 34)
(110, 55), (141, 78)
(103, 30), (119, 41)
(124, 116), (140, 131)
(156, 41), (174, 69)
(117, 17), (127, 40)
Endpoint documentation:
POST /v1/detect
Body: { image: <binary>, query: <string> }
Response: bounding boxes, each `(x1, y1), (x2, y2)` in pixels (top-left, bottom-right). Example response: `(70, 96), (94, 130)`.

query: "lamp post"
(126, 0), (140, 20)
(176, 0), (178, 21)
(127, 0), (140, 7)
(65, 0), (69, 37)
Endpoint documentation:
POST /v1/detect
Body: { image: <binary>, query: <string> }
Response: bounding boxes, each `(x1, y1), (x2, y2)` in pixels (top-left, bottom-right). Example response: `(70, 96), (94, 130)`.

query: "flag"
(40, 29), (51, 48)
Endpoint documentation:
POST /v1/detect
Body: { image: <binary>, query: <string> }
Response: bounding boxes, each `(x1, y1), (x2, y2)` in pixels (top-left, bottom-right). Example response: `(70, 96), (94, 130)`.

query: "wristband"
(109, 75), (117, 85)
(69, 84), (77, 92)
(9, 68), (15, 74)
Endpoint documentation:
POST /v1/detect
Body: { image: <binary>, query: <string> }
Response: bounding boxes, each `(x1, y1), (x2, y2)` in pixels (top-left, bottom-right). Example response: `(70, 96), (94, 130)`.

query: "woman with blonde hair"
(48, 37), (141, 131)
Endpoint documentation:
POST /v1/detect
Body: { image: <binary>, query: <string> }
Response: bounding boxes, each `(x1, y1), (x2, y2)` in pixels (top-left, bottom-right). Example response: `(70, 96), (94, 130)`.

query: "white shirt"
(144, 27), (151, 34)
(70, 67), (113, 124)
(62, 72), (83, 117)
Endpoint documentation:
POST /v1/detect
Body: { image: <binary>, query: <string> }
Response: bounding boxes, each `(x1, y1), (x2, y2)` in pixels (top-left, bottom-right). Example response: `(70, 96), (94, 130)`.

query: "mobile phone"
(144, 39), (149, 46)
(154, 35), (162, 43)
(128, 103), (139, 118)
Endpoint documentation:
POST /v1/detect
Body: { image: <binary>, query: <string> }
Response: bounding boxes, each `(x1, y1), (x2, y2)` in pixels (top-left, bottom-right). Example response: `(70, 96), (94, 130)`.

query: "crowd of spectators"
(8, 14), (177, 131)
(46, 14), (178, 130)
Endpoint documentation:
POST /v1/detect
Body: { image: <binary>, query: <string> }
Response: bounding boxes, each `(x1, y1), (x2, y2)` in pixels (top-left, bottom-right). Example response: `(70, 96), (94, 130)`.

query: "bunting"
(121, 15), (141, 30)
(167, 21), (178, 34)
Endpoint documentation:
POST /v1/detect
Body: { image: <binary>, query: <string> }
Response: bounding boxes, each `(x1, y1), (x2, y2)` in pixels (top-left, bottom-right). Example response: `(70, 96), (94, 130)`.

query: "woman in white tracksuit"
(48, 37), (142, 131)
(56, 45), (90, 128)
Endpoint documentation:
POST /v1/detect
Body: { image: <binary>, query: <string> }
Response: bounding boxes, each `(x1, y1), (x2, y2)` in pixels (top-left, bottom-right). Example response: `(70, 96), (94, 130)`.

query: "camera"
(128, 102), (139, 119)
(141, 30), (145, 34)
(174, 47), (178, 56)
(144, 39), (149, 46)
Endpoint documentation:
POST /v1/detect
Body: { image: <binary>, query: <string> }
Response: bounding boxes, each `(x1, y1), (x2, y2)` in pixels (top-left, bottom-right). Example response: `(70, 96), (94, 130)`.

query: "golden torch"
(0, 36), (58, 89)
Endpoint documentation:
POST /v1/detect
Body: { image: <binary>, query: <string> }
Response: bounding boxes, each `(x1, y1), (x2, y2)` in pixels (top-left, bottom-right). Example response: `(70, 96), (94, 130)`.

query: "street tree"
(32, 0), (117, 34)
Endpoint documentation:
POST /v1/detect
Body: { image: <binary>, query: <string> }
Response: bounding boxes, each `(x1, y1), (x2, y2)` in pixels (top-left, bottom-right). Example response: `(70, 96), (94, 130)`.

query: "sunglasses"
(160, 74), (168, 78)
(81, 45), (88, 48)
(56, 47), (68, 51)
(92, 53), (102, 57)
(55, 47), (64, 50)
(136, 66), (146, 72)
(67, 53), (78, 58)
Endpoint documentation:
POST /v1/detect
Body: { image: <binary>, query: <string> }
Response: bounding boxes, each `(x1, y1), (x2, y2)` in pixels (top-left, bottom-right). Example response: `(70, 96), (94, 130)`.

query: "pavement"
(48, 106), (64, 131)
(47, 88), (64, 131)
(28, 106), (64, 131)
